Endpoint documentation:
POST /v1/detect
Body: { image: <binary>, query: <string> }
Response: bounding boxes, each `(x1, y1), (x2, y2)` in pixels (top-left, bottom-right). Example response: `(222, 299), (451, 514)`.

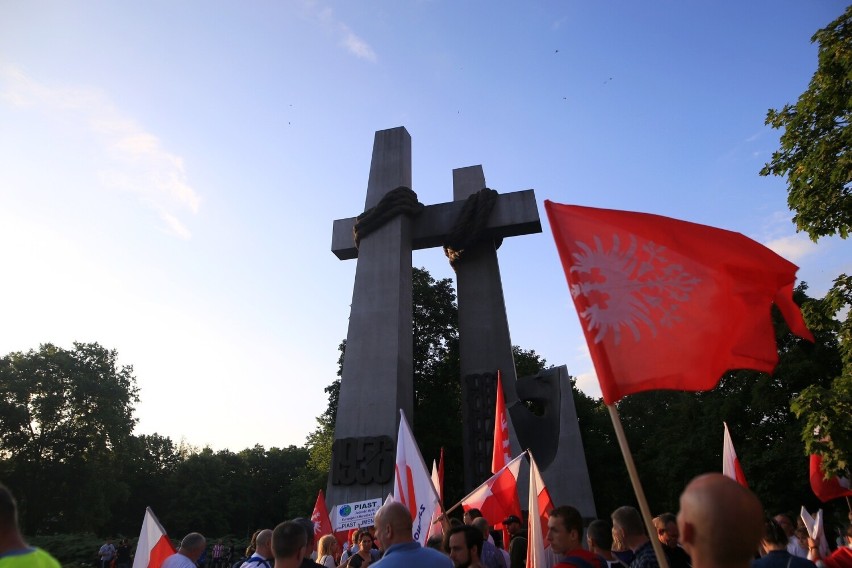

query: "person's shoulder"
(416, 545), (453, 565)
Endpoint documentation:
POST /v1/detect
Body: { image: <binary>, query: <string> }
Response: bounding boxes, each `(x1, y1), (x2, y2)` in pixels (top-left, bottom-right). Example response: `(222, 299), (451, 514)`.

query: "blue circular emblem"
(339, 505), (352, 517)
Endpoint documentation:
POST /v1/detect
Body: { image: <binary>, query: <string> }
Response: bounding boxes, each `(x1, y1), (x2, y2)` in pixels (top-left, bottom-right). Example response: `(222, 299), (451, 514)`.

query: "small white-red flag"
(492, 371), (512, 474)
(131, 507), (176, 568)
(810, 454), (852, 502)
(461, 453), (523, 526)
(527, 453), (555, 568)
(394, 409), (441, 547)
(722, 422), (748, 487)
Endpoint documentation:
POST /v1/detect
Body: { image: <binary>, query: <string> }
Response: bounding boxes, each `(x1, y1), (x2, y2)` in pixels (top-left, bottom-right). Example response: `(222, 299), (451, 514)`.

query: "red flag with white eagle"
(131, 507), (176, 568)
(810, 454), (852, 502)
(544, 201), (813, 405)
(722, 423), (748, 487)
(311, 490), (334, 538)
(394, 409), (441, 546)
(461, 453), (523, 526)
(492, 371), (512, 474)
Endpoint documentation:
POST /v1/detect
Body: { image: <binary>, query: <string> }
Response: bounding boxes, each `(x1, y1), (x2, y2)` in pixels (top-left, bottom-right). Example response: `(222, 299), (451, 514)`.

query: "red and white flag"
(430, 449), (445, 538)
(809, 454), (852, 502)
(545, 202), (813, 405)
(461, 453), (523, 526)
(131, 507), (176, 568)
(527, 453), (555, 568)
(394, 409), (441, 547)
(492, 371), (512, 474)
(722, 422), (748, 487)
(311, 489), (334, 539)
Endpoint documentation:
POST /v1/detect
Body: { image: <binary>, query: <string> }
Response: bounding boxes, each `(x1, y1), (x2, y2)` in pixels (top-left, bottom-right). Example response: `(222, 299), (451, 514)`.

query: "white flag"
(394, 409), (441, 546)
(132, 507), (176, 568)
(527, 454), (547, 568)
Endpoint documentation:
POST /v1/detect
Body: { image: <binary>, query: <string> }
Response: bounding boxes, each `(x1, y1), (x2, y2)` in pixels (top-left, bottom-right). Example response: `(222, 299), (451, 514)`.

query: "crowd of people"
(2, 476), (851, 568)
(157, 475), (852, 568)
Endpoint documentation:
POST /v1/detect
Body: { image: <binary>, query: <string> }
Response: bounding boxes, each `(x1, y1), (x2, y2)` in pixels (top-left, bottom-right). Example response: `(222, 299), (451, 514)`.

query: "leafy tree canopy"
(761, 5), (852, 240)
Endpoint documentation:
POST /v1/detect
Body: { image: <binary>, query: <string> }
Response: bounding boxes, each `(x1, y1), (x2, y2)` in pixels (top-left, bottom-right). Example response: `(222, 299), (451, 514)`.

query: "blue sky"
(1, 1), (849, 453)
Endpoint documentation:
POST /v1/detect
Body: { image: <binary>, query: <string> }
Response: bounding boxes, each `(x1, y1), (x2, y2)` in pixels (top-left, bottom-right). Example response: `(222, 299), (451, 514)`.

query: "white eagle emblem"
(569, 234), (700, 344)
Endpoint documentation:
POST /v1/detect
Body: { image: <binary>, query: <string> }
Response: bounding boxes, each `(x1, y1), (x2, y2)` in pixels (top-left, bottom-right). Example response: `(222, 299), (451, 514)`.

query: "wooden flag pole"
(607, 403), (670, 568)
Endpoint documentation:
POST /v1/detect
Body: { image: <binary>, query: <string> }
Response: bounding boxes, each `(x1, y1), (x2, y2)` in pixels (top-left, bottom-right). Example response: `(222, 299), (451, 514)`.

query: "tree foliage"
(761, 5), (852, 477)
(761, 5), (852, 240)
(0, 342), (139, 534)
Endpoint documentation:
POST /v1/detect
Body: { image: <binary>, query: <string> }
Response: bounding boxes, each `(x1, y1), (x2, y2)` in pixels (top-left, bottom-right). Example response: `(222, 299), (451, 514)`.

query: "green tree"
(761, 4), (852, 477)
(0, 342), (139, 533)
(792, 275), (852, 477)
(761, 5), (852, 240)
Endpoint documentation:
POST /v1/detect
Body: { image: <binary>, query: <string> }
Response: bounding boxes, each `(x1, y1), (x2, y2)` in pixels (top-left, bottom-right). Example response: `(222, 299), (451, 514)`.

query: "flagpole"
(607, 403), (670, 568)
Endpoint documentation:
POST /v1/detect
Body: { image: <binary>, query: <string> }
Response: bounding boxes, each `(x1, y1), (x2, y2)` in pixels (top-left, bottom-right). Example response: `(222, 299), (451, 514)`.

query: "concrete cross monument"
(452, 166), (597, 519)
(328, 127), (540, 506)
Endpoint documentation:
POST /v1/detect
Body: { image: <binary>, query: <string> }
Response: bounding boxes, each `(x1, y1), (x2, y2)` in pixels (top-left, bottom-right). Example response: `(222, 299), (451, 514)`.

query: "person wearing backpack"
(547, 506), (607, 568)
(240, 530), (273, 568)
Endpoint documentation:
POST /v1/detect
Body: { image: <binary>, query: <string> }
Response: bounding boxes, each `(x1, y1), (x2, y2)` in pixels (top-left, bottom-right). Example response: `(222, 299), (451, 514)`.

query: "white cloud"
(763, 233), (817, 263)
(0, 64), (200, 238)
(303, 2), (377, 62)
(341, 26), (378, 62)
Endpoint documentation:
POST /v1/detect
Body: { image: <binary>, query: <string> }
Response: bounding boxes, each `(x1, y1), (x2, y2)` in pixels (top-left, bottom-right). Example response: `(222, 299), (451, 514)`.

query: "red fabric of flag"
(492, 371), (512, 474)
(544, 201), (813, 405)
(311, 490), (335, 540)
(132, 507), (176, 568)
(461, 454), (523, 526)
(810, 454), (852, 502)
(722, 423), (748, 487)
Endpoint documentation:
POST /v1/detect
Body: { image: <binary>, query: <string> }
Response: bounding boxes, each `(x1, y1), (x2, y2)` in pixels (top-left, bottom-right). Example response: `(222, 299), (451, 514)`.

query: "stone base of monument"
(462, 365), (597, 519)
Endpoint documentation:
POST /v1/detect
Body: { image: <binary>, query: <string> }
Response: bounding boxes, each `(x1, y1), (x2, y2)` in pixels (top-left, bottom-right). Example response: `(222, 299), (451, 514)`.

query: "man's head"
(653, 513), (680, 548)
(772, 515), (795, 538)
(464, 508), (483, 525)
(503, 515), (522, 536)
(471, 517), (491, 540)
(374, 502), (413, 550)
(761, 518), (789, 551)
(677, 473), (763, 568)
(547, 506), (584, 555)
(292, 518), (317, 553)
(448, 525), (484, 568)
(178, 533), (207, 562)
(272, 521), (308, 566)
(586, 519), (613, 553)
(611, 506), (645, 551)
(255, 529), (273, 558)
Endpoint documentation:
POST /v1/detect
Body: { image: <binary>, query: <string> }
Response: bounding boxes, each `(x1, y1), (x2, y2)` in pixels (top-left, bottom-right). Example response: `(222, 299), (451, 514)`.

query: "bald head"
(677, 474), (763, 568)
(374, 502), (413, 549)
(471, 517), (490, 538)
(255, 529), (273, 557)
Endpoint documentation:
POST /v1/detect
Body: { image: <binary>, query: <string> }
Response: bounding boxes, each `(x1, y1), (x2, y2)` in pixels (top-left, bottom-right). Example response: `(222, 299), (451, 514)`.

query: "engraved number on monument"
(331, 436), (394, 485)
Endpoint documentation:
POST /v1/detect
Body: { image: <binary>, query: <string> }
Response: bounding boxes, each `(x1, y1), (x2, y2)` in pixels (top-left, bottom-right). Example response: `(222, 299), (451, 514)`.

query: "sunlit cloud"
(763, 233), (817, 263)
(0, 64), (200, 238)
(304, 1), (377, 62)
(341, 25), (377, 62)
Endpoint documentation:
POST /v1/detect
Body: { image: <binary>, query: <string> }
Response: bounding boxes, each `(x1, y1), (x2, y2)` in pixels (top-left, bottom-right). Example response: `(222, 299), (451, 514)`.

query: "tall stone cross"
(327, 126), (540, 506)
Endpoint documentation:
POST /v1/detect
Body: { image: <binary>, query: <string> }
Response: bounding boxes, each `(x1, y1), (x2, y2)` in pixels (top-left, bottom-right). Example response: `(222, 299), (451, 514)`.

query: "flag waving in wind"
(527, 452), (555, 568)
(394, 409), (441, 547)
(460, 453), (523, 526)
(311, 490), (334, 539)
(492, 371), (512, 474)
(132, 507), (176, 568)
(545, 202), (813, 404)
(809, 454), (852, 502)
(722, 423), (748, 487)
